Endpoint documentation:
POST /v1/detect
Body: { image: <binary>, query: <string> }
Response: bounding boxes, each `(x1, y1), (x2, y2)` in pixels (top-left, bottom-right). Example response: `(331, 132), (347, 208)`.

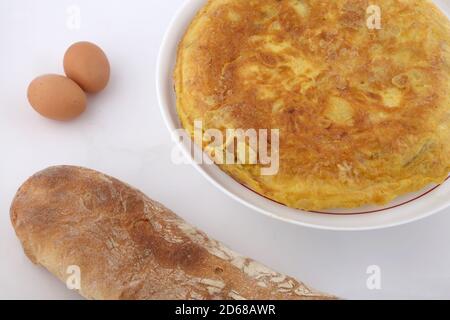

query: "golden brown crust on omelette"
(175, 0), (450, 210)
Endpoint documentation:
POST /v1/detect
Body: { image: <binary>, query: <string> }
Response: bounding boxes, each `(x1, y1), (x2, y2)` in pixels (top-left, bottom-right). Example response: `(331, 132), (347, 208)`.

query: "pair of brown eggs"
(27, 42), (110, 121)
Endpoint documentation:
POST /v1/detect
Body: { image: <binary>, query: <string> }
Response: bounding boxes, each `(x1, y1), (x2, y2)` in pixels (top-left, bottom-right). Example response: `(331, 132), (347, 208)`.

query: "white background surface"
(1, 0), (450, 300)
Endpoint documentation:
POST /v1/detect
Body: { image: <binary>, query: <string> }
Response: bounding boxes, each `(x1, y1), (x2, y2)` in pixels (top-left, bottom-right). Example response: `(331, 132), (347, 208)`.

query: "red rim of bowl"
(239, 176), (450, 216)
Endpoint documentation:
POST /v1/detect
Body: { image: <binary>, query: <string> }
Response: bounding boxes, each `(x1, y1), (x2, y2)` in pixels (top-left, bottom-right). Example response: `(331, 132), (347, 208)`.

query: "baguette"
(10, 166), (333, 300)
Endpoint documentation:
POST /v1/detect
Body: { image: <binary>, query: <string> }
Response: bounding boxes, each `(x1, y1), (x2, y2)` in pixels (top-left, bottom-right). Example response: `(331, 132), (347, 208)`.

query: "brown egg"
(63, 41), (110, 93)
(27, 74), (87, 121)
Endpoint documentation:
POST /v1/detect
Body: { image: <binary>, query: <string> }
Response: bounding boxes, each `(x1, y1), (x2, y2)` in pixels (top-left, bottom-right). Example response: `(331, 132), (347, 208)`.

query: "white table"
(1, 0), (449, 300)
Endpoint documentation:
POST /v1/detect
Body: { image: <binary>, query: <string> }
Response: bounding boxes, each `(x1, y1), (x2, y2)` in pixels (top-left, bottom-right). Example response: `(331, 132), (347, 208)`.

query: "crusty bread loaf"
(10, 166), (333, 300)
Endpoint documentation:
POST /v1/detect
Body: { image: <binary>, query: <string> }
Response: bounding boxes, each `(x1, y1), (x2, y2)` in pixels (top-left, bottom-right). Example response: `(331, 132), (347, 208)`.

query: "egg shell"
(27, 74), (87, 121)
(63, 41), (110, 93)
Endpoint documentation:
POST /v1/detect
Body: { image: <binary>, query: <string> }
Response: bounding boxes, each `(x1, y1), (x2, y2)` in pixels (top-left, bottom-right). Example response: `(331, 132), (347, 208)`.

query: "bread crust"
(10, 166), (333, 300)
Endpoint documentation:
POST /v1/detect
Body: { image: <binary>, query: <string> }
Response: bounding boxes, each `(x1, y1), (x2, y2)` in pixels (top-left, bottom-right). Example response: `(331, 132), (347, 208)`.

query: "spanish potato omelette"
(175, 0), (450, 211)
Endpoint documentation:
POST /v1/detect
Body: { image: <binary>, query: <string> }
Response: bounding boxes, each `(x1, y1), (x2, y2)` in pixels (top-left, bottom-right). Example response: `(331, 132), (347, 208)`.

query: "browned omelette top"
(175, 0), (450, 210)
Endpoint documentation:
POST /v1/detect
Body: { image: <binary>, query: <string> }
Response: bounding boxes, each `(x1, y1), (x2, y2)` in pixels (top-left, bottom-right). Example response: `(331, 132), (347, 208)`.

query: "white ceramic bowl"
(156, 0), (450, 231)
